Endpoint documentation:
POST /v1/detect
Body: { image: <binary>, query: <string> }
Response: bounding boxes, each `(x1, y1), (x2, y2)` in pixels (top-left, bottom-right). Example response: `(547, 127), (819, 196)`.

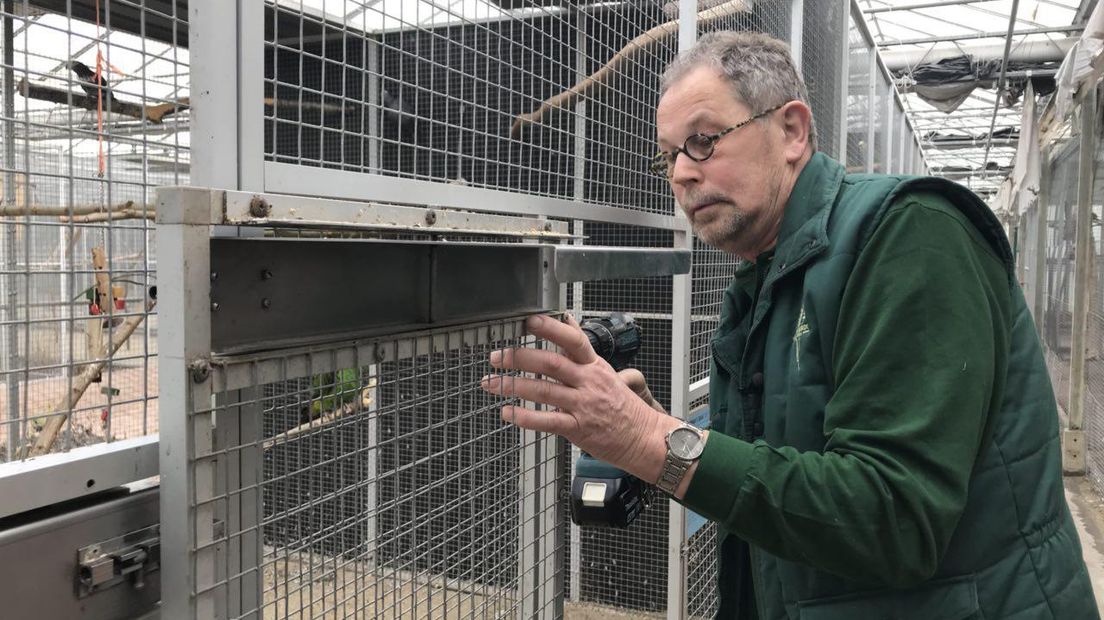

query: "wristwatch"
(656, 423), (706, 495)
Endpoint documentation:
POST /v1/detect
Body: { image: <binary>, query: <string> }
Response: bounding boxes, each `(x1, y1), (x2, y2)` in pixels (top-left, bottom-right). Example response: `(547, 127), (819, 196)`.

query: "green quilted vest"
(707, 152), (1098, 619)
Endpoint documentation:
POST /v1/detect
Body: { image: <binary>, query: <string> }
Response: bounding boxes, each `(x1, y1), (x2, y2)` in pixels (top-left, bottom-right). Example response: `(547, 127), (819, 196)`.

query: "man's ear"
(778, 101), (813, 163)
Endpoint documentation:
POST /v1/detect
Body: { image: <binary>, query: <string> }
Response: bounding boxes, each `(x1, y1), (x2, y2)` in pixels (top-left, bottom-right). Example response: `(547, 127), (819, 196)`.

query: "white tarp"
(1012, 80), (1040, 214)
(1054, 0), (1104, 119)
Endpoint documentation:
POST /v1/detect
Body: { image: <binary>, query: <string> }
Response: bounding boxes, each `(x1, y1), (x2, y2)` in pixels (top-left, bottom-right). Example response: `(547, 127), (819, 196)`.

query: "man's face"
(656, 67), (788, 259)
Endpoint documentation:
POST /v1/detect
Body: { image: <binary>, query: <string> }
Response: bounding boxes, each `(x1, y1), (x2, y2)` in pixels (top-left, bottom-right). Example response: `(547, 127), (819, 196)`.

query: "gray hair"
(660, 31), (817, 150)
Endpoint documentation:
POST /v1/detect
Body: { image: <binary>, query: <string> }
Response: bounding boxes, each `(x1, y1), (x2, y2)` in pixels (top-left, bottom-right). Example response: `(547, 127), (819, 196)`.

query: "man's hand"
(618, 368), (666, 413)
(480, 314), (667, 475)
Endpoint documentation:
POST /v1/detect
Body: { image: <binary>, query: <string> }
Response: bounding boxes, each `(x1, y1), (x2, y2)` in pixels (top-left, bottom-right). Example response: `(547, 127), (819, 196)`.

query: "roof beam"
(864, 0), (990, 14)
(880, 24), (1082, 46)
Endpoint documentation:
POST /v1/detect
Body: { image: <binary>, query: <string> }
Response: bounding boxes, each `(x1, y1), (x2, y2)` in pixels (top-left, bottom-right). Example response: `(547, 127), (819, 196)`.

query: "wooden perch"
(510, 0), (751, 138)
(20, 298), (156, 459)
(0, 200), (153, 221)
(59, 209), (154, 223)
(262, 380), (375, 450)
(17, 78), (188, 124)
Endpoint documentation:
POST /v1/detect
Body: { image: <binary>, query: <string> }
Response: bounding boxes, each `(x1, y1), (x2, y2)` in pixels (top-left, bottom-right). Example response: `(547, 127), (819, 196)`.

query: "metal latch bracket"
(77, 524), (160, 597)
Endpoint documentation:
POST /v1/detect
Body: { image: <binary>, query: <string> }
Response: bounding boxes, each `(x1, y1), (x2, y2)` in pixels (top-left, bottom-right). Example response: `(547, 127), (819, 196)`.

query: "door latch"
(77, 524), (160, 597)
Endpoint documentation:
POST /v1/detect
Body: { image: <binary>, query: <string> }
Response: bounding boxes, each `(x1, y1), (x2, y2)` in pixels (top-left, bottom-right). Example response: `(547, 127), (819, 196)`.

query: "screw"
(261, 298), (271, 310)
(249, 196), (271, 218)
(211, 301), (220, 312)
(261, 269), (273, 280)
(424, 210), (437, 226)
(210, 271), (218, 281)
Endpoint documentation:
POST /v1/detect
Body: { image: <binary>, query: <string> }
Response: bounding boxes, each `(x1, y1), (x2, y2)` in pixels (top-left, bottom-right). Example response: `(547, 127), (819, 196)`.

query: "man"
(481, 31), (1098, 618)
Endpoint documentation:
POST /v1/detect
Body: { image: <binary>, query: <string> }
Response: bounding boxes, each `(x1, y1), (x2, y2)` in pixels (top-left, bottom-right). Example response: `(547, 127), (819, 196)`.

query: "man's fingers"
(501, 405), (578, 436)
(487, 347), (585, 386)
(480, 374), (576, 410)
(524, 314), (598, 365)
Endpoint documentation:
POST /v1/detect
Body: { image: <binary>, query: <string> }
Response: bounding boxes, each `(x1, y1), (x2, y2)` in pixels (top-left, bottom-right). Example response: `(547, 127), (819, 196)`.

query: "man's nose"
(669, 153), (702, 186)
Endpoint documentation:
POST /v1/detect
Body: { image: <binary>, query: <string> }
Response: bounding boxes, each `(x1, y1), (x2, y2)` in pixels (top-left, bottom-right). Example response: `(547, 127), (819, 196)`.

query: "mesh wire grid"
(264, 0), (679, 215)
(0, 0), (187, 462)
(188, 316), (564, 619)
(1042, 135), (1079, 419)
(845, 13), (869, 173)
(685, 520), (719, 620)
(873, 71), (889, 174)
(801, 0), (844, 160)
(1081, 133), (1104, 494)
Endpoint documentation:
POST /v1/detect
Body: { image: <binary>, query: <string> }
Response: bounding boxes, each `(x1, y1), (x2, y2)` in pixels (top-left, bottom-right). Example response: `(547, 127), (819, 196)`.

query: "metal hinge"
(77, 524), (160, 597)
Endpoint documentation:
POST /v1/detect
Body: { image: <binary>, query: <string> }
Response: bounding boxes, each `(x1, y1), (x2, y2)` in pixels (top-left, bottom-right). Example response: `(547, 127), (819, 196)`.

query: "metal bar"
(263, 162), (684, 231)
(1066, 85), (1095, 473)
(221, 189), (572, 237)
(158, 188), (216, 619)
(367, 39), (381, 174)
(864, 0), (989, 13)
(838, 5), (851, 162)
(1034, 141), (1050, 336)
(669, 226), (694, 620)
(670, 3), (698, 616)
(791, 0), (804, 74)
(569, 10), (587, 605)
(982, 0), (1020, 182)
(0, 435), (158, 519)
(190, 0), (239, 188)
(3, 0), (18, 458)
(867, 45), (877, 173)
(879, 25), (1081, 47)
(553, 246), (692, 282)
(885, 93), (895, 173)
(239, 0), (264, 191)
(207, 239), (548, 354)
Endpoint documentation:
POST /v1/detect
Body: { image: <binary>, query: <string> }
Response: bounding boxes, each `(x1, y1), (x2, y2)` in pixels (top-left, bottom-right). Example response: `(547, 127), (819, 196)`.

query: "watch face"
(668, 426), (704, 460)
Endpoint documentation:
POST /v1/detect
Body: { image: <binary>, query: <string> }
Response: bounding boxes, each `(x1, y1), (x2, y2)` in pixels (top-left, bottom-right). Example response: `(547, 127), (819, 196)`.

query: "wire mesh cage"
(192, 318), (563, 619)
(0, 0), (187, 462)
(1043, 134), (1079, 414)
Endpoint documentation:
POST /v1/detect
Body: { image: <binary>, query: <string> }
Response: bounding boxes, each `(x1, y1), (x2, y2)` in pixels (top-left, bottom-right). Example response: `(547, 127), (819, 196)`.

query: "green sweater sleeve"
(683, 194), (1011, 587)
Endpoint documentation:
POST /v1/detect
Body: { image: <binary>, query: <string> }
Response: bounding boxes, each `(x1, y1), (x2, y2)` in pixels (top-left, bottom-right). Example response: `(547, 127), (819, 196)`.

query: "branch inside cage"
(17, 78), (189, 124)
(0, 201), (155, 222)
(510, 0), (752, 138)
(17, 78), (355, 123)
(19, 298), (157, 459)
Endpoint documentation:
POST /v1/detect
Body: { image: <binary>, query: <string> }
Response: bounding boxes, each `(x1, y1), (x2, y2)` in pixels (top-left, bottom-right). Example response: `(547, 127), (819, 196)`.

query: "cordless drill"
(570, 313), (656, 528)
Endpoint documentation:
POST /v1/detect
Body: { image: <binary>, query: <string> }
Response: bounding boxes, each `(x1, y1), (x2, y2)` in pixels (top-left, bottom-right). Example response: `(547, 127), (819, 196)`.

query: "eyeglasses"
(649, 103), (786, 178)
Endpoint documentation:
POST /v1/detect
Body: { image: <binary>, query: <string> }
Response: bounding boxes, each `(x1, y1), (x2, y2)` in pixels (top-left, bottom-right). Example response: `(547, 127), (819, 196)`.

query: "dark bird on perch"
(66, 60), (112, 100)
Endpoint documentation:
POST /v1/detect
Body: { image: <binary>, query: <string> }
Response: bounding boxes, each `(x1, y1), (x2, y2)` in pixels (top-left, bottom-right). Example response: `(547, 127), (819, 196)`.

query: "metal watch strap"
(656, 423), (702, 495)
(656, 453), (692, 495)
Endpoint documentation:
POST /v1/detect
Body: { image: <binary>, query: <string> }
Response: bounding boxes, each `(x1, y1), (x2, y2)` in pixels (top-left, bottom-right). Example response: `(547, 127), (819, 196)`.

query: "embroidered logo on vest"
(793, 306), (810, 369)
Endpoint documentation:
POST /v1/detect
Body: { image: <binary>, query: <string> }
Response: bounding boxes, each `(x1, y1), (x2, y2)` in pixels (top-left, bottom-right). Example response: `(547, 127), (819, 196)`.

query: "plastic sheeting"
(1054, 0), (1104, 119)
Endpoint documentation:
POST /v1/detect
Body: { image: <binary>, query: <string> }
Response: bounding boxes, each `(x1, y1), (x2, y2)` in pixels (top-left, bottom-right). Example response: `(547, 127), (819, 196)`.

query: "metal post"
(790, 0), (803, 73)
(368, 39), (381, 174)
(669, 4), (697, 618)
(867, 50), (877, 173)
(190, 0), (241, 188)
(158, 188), (217, 619)
(837, 5), (850, 162)
(3, 0), (19, 457)
(569, 11), (587, 604)
(1034, 145), (1050, 334)
(1066, 85), (1096, 473)
(885, 94), (894, 173)
(239, 0), (264, 191)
